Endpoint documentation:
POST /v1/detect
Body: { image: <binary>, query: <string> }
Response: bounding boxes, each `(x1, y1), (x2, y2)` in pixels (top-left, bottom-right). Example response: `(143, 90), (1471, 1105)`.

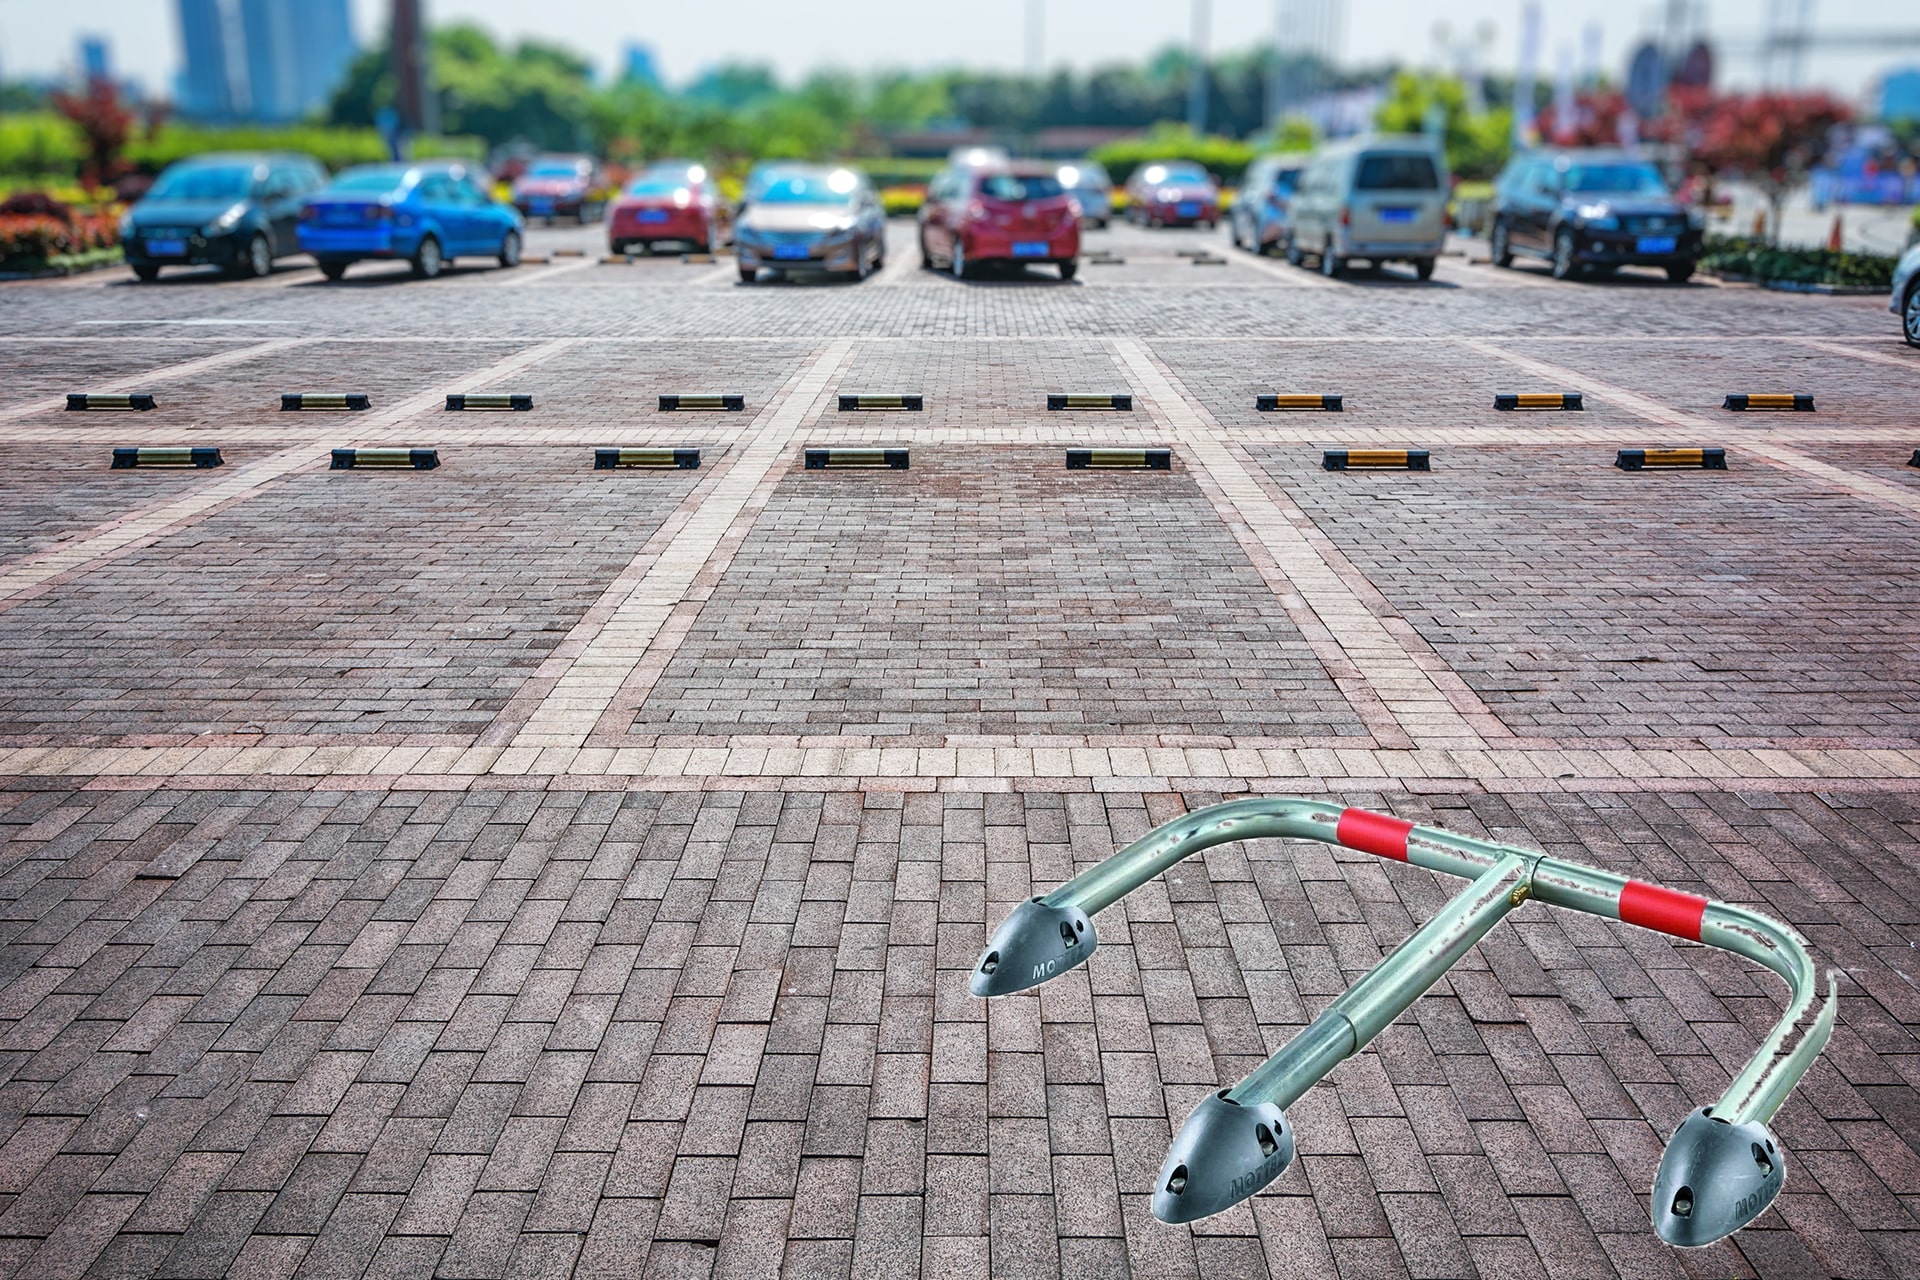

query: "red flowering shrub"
(0, 212), (120, 264)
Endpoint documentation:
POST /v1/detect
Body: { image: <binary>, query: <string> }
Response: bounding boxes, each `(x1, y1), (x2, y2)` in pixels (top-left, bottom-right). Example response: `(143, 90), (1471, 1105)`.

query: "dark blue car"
(298, 161), (524, 281)
(122, 151), (328, 281)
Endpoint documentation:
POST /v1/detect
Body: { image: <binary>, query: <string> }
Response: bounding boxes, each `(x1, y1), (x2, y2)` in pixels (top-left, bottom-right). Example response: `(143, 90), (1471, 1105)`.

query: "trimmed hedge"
(1089, 130), (1259, 187)
(1699, 234), (1899, 289)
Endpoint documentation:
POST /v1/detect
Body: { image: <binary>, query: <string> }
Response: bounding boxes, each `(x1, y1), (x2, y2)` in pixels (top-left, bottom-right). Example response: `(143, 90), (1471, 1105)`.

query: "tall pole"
(1187, 0), (1210, 135)
(1025, 0), (1043, 80)
(1514, 2), (1540, 147)
(392, 0), (437, 140)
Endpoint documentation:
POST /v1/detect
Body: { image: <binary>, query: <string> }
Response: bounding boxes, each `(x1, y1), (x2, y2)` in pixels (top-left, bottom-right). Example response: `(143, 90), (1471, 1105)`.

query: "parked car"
(1123, 161), (1221, 228)
(1057, 161), (1113, 227)
(120, 151), (327, 281)
(1895, 243), (1920, 347)
(297, 162), (524, 281)
(1289, 135), (1448, 279)
(509, 154), (604, 223)
(1230, 152), (1309, 255)
(609, 170), (721, 254)
(732, 166), (886, 283)
(1489, 148), (1703, 282)
(919, 163), (1080, 280)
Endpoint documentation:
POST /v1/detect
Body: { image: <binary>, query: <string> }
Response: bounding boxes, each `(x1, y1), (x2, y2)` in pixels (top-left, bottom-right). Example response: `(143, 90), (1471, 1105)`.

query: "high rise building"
(174, 0), (234, 119)
(234, 0), (358, 122)
(290, 0), (358, 118)
(79, 37), (111, 85)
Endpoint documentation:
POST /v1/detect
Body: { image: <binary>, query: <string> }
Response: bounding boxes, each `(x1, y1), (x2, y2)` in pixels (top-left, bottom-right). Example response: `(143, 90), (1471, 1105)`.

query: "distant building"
(174, 0), (235, 119)
(1883, 68), (1920, 123)
(78, 37), (110, 85)
(623, 42), (662, 88)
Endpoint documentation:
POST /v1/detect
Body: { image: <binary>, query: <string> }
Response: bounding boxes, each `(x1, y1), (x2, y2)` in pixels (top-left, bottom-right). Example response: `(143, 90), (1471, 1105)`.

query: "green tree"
(1374, 71), (1512, 180)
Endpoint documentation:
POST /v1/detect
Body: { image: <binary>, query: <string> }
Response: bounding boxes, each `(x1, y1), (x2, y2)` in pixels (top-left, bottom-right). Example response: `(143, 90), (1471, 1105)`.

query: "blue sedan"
(297, 161), (524, 281)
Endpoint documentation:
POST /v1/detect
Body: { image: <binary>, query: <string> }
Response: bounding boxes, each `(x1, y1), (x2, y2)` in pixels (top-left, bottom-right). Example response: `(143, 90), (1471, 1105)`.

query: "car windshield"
(1563, 163), (1669, 195)
(1273, 168), (1302, 193)
(1144, 163), (1207, 184)
(979, 174), (1064, 201)
(326, 169), (409, 194)
(755, 172), (859, 203)
(625, 179), (687, 196)
(1355, 154), (1440, 190)
(147, 165), (255, 202)
(529, 163), (583, 177)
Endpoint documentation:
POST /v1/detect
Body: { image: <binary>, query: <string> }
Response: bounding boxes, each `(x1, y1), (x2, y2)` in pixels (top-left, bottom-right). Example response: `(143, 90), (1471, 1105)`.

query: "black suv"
(121, 151), (328, 281)
(1489, 149), (1702, 282)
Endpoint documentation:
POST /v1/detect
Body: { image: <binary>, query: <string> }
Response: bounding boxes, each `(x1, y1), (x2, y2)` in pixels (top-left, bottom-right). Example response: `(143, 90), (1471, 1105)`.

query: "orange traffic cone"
(1826, 213), (1843, 252)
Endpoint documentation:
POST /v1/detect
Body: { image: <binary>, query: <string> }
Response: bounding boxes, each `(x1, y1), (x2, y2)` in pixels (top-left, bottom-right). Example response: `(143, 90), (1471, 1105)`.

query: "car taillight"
(1339, 206), (1351, 227)
(366, 205), (392, 222)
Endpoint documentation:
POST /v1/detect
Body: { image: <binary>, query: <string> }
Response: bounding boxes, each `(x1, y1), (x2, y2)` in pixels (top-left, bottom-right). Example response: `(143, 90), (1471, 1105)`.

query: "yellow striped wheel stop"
(445, 394), (533, 411)
(804, 448), (909, 470)
(600, 254), (631, 265)
(682, 253), (716, 264)
(1615, 448), (1727, 471)
(520, 254), (550, 264)
(658, 394), (745, 411)
(1175, 248), (1212, 258)
(594, 448), (701, 469)
(330, 448), (439, 470)
(1066, 449), (1172, 469)
(1322, 449), (1430, 471)
(1723, 393), (1814, 412)
(282, 393), (370, 411)
(837, 394), (923, 411)
(111, 447), (222, 469)
(1048, 393), (1133, 411)
(1258, 394), (1343, 412)
(67, 393), (155, 411)
(1495, 392), (1583, 411)
(1084, 253), (1126, 264)
(553, 248), (584, 257)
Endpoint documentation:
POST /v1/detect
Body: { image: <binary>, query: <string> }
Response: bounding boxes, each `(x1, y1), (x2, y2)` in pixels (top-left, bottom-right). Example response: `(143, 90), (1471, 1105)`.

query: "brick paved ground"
(0, 219), (1917, 1278)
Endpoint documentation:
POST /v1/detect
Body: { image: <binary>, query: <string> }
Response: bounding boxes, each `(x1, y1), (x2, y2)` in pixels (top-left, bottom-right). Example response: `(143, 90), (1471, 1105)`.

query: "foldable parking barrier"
(111, 446), (222, 469)
(659, 394), (745, 411)
(594, 447), (700, 469)
(330, 448), (438, 470)
(282, 393), (370, 411)
(804, 448), (908, 469)
(445, 393), (533, 411)
(67, 393), (155, 411)
(1616, 448), (1727, 471)
(1724, 393), (1813, 412)
(972, 798), (1835, 1248)
(1495, 392), (1582, 411)
(838, 394), (923, 411)
(1322, 449), (1429, 471)
(1258, 394), (1343, 412)
(1065, 448), (1171, 469)
(1048, 394), (1132, 411)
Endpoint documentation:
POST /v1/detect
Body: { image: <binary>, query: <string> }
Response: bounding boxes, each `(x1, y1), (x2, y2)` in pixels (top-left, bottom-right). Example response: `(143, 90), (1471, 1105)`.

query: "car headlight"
(118, 213), (135, 240)
(204, 204), (247, 235)
(1575, 204), (1618, 230)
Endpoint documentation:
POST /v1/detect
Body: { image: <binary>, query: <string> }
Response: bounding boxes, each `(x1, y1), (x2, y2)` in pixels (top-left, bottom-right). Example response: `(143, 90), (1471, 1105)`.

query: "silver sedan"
(1894, 242), (1920, 348)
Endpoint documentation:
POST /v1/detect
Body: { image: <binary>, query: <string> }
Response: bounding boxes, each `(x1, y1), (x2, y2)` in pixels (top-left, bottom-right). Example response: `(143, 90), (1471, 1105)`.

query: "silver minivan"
(1288, 135), (1449, 280)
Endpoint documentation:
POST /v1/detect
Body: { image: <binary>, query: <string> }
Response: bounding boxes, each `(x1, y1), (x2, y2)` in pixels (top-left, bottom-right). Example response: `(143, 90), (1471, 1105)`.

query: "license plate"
(323, 208), (361, 224)
(1637, 236), (1677, 254)
(772, 244), (810, 260)
(1176, 202), (1201, 218)
(1378, 207), (1415, 223)
(639, 210), (669, 223)
(531, 200), (554, 214)
(1012, 241), (1049, 257)
(145, 239), (187, 257)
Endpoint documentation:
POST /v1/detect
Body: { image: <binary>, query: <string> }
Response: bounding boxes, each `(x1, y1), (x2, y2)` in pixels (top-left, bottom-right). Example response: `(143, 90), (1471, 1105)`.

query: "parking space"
(0, 444), (277, 564)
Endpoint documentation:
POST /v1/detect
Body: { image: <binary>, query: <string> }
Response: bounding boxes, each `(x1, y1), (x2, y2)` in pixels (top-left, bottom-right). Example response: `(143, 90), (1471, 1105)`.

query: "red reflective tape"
(1335, 808), (1413, 861)
(1618, 880), (1708, 941)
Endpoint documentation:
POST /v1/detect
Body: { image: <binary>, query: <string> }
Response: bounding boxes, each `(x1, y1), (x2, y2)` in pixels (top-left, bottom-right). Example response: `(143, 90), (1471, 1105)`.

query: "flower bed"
(0, 210), (121, 274)
(1699, 234), (1898, 290)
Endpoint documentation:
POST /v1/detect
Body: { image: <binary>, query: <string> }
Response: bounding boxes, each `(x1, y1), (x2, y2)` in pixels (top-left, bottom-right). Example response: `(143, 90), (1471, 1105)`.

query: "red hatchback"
(608, 169), (720, 255)
(1124, 161), (1221, 228)
(919, 164), (1080, 280)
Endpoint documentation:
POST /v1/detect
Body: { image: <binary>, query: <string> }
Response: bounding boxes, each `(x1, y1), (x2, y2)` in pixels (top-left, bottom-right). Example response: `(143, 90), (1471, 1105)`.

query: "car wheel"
(1058, 260), (1077, 281)
(132, 264), (161, 282)
(236, 231), (272, 279)
(738, 266), (757, 284)
(951, 239), (968, 280)
(609, 239), (627, 256)
(498, 229), (522, 269)
(1551, 228), (1580, 281)
(1666, 261), (1695, 284)
(411, 235), (444, 280)
(319, 261), (349, 281)
(1415, 257), (1436, 281)
(1321, 241), (1343, 278)
(854, 240), (873, 281)
(1905, 282), (1920, 348)
(919, 235), (933, 269)
(1490, 221), (1514, 268)
(1285, 235), (1303, 266)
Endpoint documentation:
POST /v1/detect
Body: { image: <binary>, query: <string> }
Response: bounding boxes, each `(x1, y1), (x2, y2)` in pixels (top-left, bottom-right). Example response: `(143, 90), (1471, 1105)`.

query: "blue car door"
(416, 174), (468, 255)
(456, 175), (501, 255)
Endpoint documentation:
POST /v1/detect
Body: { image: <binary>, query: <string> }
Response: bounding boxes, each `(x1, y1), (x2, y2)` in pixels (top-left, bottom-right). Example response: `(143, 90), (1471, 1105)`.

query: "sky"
(0, 0), (1912, 101)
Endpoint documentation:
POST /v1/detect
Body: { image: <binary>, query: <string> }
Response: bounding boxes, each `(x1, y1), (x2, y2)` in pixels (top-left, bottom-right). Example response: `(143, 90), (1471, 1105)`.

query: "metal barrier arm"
(970, 798), (1838, 1248)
